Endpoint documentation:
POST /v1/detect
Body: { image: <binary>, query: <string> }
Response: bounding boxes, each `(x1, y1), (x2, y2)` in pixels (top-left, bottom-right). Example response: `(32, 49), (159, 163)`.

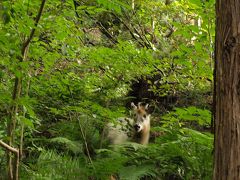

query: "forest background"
(0, 0), (215, 179)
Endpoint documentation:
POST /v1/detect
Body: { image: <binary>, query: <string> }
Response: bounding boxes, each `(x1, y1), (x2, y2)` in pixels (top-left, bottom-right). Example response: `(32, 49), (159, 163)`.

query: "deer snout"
(134, 124), (141, 132)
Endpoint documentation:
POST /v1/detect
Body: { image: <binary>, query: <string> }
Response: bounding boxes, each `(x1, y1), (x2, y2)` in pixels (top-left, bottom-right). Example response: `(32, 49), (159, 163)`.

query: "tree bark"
(214, 0), (240, 179)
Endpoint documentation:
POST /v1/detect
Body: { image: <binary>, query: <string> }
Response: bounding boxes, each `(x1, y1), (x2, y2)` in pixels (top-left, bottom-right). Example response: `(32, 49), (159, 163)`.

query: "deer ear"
(145, 104), (149, 110)
(131, 102), (137, 110)
(146, 104), (155, 114)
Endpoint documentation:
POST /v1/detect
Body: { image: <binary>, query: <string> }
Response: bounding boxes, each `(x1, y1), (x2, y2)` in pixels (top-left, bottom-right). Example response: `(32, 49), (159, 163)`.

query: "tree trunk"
(214, 0), (240, 179)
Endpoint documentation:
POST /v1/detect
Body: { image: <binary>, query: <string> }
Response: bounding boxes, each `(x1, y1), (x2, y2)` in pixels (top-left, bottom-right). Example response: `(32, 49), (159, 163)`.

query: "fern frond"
(50, 137), (82, 155)
(119, 165), (156, 180)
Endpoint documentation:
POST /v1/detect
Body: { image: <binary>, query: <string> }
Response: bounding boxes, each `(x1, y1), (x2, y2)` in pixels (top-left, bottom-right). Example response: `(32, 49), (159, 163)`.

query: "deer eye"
(143, 114), (147, 118)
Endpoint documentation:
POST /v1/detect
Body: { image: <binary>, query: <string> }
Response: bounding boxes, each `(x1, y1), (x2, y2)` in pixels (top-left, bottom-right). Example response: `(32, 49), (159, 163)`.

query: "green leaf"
(19, 116), (34, 128)
(97, 0), (130, 14)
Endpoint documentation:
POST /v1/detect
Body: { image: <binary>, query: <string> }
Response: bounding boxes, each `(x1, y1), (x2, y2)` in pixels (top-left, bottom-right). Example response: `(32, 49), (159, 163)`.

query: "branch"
(96, 21), (118, 44)
(1, 140), (19, 180)
(111, 13), (145, 47)
(0, 140), (18, 154)
(21, 0), (47, 56)
(73, 0), (80, 18)
(164, 21), (175, 38)
(132, 26), (151, 48)
(134, 19), (152, 47)
(0, 140), (19, 180)
(67, 88), (95, 170)
(83, 10), (118, 44)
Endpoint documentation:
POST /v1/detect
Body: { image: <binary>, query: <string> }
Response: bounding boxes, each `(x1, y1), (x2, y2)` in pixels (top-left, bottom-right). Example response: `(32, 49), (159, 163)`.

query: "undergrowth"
(20, 106), (213, 180)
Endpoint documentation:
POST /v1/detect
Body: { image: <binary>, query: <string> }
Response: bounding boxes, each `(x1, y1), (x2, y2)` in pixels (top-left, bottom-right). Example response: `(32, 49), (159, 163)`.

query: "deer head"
(131, 102), (151, 133)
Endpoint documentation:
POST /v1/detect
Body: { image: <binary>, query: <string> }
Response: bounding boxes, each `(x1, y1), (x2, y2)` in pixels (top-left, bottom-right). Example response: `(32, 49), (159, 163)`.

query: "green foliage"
(0, 148), (6, 179)
(162, 106), (211, 128)
(97, 0), (131, 14)
(20, 104), (214, 179)
(90, 124), (213, 179)
(90, 149), (128, 179)
(49, 137), (83, 155)
(0, 0), (215, 179)
(127, 128), (213, 179)
(119, 165), (156, 180)
(21, 150), (88, 179)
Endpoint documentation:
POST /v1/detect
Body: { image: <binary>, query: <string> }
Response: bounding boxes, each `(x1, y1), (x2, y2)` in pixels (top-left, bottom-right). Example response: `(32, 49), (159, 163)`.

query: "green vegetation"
(0, 0), (215, 179)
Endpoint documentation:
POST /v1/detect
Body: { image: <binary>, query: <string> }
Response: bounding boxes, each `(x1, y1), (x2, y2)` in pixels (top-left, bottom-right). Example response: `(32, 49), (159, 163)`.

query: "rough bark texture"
(214, 0), (240, 179)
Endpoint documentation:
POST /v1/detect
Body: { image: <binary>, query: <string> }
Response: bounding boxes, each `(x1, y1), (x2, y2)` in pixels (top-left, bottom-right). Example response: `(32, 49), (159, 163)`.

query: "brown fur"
(136, 108), (146, 115)
(132, 103), (151, 145)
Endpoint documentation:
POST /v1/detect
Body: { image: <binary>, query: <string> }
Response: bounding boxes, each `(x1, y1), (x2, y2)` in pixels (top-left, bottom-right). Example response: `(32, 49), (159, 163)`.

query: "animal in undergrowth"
(106, 102), (151, 145)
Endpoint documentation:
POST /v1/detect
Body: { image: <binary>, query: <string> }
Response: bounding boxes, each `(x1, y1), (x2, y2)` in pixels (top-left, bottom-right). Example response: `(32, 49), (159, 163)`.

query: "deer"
(106, 102), (151, 145)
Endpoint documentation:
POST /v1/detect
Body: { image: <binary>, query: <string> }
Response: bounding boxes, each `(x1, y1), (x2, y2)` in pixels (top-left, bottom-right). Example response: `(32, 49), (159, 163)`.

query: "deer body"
(106, 117), (134, 145)
(106, 103), (151, 145)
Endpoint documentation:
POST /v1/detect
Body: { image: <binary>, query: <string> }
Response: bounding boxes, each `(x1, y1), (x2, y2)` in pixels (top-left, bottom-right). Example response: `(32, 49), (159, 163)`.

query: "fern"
(49, 137), (83, 155)
(21, 150), (88, 179)
(148, 126), (213, 179)
(119, 165), (156, 180)
(90, 148), (128, 179)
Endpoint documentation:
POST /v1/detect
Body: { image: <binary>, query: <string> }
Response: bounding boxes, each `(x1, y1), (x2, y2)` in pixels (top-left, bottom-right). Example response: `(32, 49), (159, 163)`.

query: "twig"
(0, 140), (19, 180)
(96, 21), (118, 44)
(0, 140), (18, 154)
(83, 10), (118, 44)
(21, 0), (47, 56)
(78, 116), (94, 166)
(111, 12), (146, 48)
(20, 78), (31, 160)
(67, 87), (95, 169)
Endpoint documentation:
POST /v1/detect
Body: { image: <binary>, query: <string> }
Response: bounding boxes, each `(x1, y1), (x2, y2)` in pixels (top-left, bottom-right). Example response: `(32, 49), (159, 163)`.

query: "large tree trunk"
(214, 1), (240, 179)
